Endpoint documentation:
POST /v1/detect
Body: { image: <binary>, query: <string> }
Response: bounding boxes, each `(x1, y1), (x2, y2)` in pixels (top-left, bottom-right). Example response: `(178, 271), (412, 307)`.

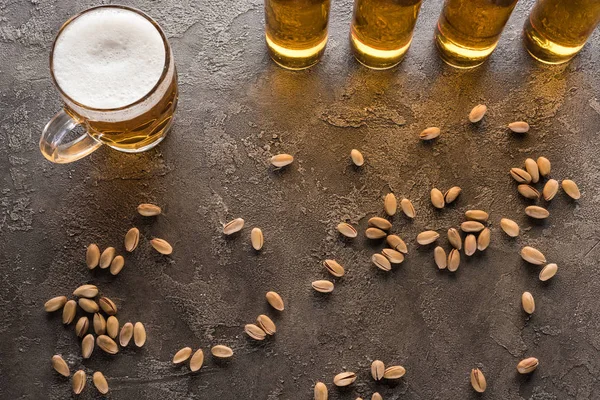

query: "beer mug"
(40, 5), (178, 163)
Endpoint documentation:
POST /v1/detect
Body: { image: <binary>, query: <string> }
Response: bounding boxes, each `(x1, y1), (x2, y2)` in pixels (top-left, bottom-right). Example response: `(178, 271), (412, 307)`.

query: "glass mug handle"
(39, 109), (102, 163)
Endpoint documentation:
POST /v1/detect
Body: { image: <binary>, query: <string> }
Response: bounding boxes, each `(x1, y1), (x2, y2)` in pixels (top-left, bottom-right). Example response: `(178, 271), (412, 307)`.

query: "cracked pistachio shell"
(470, 368), (486, 393)
(337, 222), (358, 238)
(333, 371), (356, 387)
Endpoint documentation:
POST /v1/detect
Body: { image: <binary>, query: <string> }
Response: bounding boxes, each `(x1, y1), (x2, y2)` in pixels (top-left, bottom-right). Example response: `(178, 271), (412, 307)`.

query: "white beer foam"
(53, 8), (166, 110)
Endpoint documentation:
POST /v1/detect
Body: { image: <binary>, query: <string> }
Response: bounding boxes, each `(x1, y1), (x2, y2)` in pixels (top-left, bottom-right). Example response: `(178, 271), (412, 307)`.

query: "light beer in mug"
(41, 6), (178, 163)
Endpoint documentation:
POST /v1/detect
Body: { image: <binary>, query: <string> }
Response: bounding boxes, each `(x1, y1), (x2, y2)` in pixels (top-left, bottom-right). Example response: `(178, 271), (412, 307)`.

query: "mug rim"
(49, 4), (171, 113)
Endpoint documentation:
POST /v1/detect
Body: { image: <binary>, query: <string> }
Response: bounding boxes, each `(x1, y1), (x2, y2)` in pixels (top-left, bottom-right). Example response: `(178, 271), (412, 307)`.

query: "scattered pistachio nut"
(465, 210), (489, 222)
(430, 188), (445, 209)
(517, 357), (539, 374)
(93, 371), (109, 395)
(434, 246), (447, 269)
(537, 156), (551, 177)
(420, 127), (441, 140)
(522, 291), (535, 314)
(190, 349), (204, 372)
(245, 324), (267, 341)
(93, 312), (107, 335)
(99, 297), (117, 315)
(75, 317), (89, 338)
(173, 347), (193, 364)
(78, 298), (99, 313)
(133, 322), (146, 347)
(417, 230), (439, 245)
(137, 203), (161, 216)
(469, 104), (487, 123)
(478, 228), (491, 251)
(520, 246), (546, 265)
(525, 205), (549, 219)
(257, 314), (276, 335)
(383, 365), (406, 379)
(543, 179), (559, 201)
(444, 186), (462, 204)
(510, 168), (532, 184)
(314, 382), (328, 400)
(500, 218), (519, 237)
(266, 291), (284, 311)
(333, 371), (357, 387)
(470, 368), (486, 393)
(72, 370), (86, 395)
(539, 263), (558, 282)
(119, 322), (134, 347)
(508, 121), (530, 133)
(350, 149), (364, 167)
(447, 249), (460, 272)
(323, 259), (345, 277)
(251, 227), (264, 250)
(461, 221), (485, 233)
(381, 248), (404, 264)
(223, 218), (244, 235)
(518, 184), (541, 200)
(62, 300), (77, 325)
(447, 228), (462, 250)
(52, 354), (70, 377)
(124, 227), (140, 252)
(400, 198), (416, 218)
(365, 227), (387, 240)
(387, 235), (408, 254)
(312, 280), (334, 293)
(368, 217), (392, 231)
(150, 238), (173, 254)
(465, 234), (477, 256)
(524, 158), (540, 183)
(384, 193), (397, 216)
(371, 360), (385, 381)
(106, 316), (119, 339)
(86, 244), (100, 269)
(73, 284), (98, 298)
(82, 334), (94, 359)
(372, 393), (382, 400)
(337, 222), (358, 238)
(270, 153), (294, 168)
(110, 255), (125, 276)
(211, 345), (233, 358)
(562, 179), (581, 199)
(372, 253), (392, 271)
(97, 335), (119, 354)
(99, 247), (116, 269)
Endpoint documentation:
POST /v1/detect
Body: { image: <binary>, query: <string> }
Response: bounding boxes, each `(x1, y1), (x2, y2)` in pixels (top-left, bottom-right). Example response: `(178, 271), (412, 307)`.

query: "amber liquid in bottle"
(264, 0), (331, 70)
(434, 0), (519, 68)
(350, 0), (423, 69)
(524, 0), (600, 64)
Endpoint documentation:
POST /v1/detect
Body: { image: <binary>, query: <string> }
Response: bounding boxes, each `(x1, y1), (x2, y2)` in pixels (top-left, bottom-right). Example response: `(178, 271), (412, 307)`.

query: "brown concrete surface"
(1, 0), (599, 399)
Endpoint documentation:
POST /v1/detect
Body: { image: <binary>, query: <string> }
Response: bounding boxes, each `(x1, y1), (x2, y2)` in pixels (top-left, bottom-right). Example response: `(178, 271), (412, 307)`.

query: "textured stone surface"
(1, 0), (599, 399)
